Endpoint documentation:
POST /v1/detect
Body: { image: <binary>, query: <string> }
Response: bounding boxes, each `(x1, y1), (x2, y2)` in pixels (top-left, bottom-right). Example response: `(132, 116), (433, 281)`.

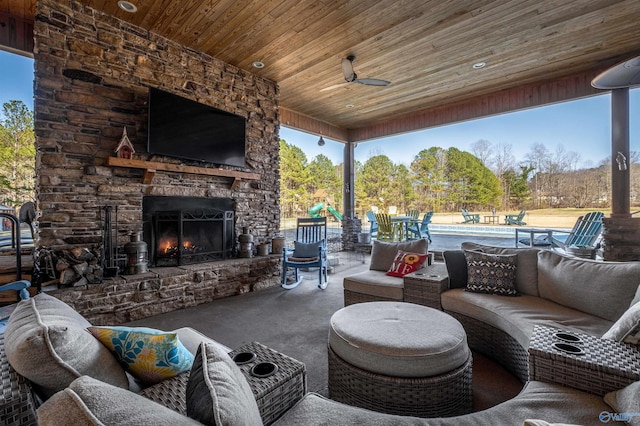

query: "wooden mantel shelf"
(107, 157), (260, 189)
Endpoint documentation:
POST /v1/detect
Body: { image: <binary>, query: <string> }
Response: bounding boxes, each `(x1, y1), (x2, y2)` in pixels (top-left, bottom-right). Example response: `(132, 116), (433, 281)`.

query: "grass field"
(282, 208), (615, 230)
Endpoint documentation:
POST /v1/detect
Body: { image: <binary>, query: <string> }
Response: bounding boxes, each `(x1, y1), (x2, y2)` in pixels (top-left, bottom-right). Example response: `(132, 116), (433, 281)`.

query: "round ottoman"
(328, 302), (472, 418)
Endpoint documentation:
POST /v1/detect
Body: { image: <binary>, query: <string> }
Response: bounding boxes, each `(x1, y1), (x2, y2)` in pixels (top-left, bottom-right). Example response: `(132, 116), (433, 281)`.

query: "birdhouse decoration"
(115, 127), (135, 159)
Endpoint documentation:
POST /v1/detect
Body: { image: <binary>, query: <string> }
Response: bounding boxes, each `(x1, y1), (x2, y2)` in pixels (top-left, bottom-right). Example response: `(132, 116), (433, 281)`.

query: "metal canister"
(124, 231), (149, 274)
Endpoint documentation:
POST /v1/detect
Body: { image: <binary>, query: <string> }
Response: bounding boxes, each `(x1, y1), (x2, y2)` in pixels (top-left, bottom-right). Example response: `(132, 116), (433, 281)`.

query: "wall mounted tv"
(147, 87), (246, 168)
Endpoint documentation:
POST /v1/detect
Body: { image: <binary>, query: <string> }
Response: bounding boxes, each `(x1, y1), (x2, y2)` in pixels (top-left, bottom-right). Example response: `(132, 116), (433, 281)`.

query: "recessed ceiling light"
(346, 104), (355, 108)
(252, 61), (265, 69)
(472, 61), (486, 70)
(117, 1), (137, 13)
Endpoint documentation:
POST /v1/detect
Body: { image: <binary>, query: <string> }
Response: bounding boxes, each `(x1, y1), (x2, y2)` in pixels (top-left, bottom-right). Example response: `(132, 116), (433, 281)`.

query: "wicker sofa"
(437, 242), (640, 383)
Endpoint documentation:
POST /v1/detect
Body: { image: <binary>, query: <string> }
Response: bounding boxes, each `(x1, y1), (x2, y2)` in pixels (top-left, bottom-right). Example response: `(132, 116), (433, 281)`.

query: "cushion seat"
(342, 270), (404, 301)
(329, 302), (469, 377)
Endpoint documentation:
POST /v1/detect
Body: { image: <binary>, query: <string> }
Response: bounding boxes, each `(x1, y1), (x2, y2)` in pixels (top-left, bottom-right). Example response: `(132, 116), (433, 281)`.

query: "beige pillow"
(602, 301), (640, 343)
(537, 251), (640, 322)
(604, 381), (640, 421)
(37, 376), (200, 425)
(4, 293), (128, 399)
(186, 342), (262, 425)
(369, 239), (428, 272)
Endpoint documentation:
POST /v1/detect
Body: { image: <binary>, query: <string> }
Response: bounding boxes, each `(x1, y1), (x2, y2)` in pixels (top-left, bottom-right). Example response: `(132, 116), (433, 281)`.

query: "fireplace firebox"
(143, 196), (235, 266)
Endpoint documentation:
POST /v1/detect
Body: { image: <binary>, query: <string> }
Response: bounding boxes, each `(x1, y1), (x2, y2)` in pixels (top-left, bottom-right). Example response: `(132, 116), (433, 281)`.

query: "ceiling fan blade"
(355, 78), (391, 86)
(320, 82), (351, 92)
(342, 57), (356, 82)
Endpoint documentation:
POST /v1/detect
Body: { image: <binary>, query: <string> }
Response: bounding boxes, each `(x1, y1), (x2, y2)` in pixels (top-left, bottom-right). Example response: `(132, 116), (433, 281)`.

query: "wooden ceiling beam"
(0, 12), (34, 56)
(280, 107), (349, 143)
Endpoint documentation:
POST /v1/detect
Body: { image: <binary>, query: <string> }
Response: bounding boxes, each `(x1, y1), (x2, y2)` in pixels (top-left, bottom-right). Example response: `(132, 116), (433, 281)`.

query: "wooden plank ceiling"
(3, 0), (640, 142)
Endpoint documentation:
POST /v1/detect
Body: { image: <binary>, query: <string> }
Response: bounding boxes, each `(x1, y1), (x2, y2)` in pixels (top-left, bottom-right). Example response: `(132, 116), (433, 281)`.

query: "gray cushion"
(463, 250), (518, 296)
(272, 382), (610, 426)
(369, 239), (428, 272)
(292, 241), (322, 258)
(537, 251), (640, 321)
(186, 342), (262, 426)
(442, 288), (612, 349)
(461, 242), (540, 296)
(342, 270), (404, 300)
(329, 302), (469, 377)
(602, 302), (640, 344)
(443, 250), (467, 289)
(36, 376), (200, 426)
(4, 293), (128, 399)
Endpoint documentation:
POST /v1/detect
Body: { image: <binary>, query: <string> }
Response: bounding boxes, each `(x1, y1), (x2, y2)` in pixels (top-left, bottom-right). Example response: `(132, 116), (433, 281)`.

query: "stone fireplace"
(32, 0), (283, 324)
(143, 196), (235, 266)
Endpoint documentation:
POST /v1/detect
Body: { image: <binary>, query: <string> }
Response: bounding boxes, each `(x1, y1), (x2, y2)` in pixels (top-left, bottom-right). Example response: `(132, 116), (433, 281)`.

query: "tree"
(355, 155), (395, 212)
(470, 139), (491, 166)
(279, 140), (311, 217)
(0, 100), (36, 208)
(410, 147), (447, 212)
(308, 154), (343, 211)
(446, 148), (501, 209)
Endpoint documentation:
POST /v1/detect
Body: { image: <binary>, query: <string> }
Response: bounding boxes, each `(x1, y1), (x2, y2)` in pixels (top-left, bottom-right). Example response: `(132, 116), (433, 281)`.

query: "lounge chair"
(505, 210), (526, 225)
(517, 212), (605, 249)
(375, 213), (400, 241)
(461, 208), (480, 224)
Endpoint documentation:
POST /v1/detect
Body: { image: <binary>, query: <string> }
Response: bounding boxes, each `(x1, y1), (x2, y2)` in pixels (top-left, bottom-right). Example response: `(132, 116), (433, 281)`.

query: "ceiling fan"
(320, 55), (391, 91)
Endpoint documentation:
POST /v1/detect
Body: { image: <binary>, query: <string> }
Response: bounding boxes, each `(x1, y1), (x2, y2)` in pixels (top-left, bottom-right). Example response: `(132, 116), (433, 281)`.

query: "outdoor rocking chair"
(505, 210), (527, 225)
(461, 208), (480, 224)
(282, 217), (328, 290)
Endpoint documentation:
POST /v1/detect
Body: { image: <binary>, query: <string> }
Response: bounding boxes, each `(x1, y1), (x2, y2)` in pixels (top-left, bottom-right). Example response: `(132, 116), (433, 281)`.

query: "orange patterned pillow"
(386, 250), (429, 277)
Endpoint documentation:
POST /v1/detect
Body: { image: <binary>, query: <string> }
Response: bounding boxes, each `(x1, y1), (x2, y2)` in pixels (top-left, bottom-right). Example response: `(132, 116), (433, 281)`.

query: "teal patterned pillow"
(88, 326), (194, 384)
(463, 250), (518, 296)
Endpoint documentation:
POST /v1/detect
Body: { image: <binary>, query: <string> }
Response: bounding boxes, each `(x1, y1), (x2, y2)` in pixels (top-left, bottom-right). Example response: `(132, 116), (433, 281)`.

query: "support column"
(610, 88), (630, 218)
(341, 142), (360, 251)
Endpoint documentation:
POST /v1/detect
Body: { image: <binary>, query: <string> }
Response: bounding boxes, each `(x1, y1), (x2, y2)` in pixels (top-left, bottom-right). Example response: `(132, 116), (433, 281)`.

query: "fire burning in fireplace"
(159, 238), (200, 258)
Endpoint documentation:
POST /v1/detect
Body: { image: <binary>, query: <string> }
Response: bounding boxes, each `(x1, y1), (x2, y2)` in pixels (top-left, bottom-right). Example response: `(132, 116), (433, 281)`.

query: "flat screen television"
(147, 87), (246, 168)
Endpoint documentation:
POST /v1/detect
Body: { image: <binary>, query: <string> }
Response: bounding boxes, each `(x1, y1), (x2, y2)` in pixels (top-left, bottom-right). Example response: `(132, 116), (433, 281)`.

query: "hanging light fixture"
(318, 135), (325, 146)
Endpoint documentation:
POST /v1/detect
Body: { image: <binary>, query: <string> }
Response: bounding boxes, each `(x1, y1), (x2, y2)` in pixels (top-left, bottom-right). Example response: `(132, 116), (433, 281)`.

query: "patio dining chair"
(365, 211), (378, 238)
(282, 217), (328, 290)
(374, 213), (400, 242)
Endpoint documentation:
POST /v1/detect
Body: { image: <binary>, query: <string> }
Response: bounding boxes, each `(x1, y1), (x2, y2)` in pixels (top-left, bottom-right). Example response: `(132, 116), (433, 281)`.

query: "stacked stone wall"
(33, 0), (280, 250)
(31, 0), (282, 321)
(602, 217), (640, 261)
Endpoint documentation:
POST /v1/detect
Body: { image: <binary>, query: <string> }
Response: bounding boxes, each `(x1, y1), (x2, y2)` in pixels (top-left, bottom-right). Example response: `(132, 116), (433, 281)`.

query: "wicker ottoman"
(328, 301), (472, 418)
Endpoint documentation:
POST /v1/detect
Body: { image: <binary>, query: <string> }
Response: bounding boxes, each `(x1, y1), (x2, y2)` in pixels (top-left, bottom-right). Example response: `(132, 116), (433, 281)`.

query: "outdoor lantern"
(124, 231), (149, 274)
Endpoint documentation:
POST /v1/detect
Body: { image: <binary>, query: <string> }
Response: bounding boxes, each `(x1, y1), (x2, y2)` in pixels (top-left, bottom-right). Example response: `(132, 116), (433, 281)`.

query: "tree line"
(0, 100), (35, 211)
(280, 138), (639, 218)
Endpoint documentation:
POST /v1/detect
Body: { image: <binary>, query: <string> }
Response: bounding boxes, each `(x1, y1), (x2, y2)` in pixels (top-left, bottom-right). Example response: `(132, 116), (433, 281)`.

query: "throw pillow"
(464, 250), (518, 296)
(88, 326), (194, 385)
(37, 376), (201, 426)
(602, 301), (640, 344)
(186, 342), (263, 426)
(386, 250), (429, 277)
(604, 382), (640, 419)
(369, 239), (428, 272)
(443, 250), (468, 289)
(4, 293), (129, 399)
(292, 241), (322, 258)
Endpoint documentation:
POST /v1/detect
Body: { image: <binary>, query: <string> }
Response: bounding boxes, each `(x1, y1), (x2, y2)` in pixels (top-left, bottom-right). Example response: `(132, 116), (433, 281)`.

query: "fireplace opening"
(143, 196), (235, 266)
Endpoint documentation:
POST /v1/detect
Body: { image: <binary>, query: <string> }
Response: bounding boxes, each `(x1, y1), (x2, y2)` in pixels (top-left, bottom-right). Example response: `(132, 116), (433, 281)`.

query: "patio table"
(391, 215), (415, 241)
(483, 215), (500, 224)
(515, 228), (553, 248)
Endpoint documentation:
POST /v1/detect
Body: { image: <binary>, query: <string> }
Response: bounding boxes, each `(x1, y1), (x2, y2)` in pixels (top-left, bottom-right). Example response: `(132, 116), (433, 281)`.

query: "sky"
(1, 49), (638, 169)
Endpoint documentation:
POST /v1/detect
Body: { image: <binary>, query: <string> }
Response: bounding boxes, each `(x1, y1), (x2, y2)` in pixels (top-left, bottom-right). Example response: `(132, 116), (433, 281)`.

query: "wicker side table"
(403, 263), (449, 309)
(229, 342), (306, 425)
(528, 325), (640, 396)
